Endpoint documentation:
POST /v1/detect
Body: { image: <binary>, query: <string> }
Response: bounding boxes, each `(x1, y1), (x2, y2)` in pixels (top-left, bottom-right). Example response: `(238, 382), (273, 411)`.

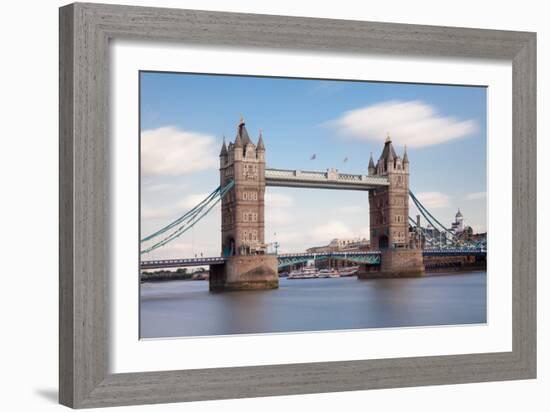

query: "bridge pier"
(209, 255), (278, 292)
(358, 249), (425, 279)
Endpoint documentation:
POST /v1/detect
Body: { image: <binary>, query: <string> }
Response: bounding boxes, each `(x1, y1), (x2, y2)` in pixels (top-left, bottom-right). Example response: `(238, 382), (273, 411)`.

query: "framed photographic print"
(59, 2), (536, 408)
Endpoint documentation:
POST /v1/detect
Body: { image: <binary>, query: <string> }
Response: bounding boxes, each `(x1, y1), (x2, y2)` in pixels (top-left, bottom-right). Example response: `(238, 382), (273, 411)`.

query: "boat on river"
(288, 267), (319, 279)
(319, 268), (339, 278)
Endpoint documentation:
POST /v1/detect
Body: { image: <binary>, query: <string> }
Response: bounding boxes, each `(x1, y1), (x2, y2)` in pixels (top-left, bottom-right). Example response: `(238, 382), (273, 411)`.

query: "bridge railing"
(278, 251), (382, 258)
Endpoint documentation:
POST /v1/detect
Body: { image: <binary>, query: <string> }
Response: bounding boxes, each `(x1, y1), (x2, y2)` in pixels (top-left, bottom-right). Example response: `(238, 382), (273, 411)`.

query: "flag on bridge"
(343, 156), (348, 163)
(310, 153), (316, 160)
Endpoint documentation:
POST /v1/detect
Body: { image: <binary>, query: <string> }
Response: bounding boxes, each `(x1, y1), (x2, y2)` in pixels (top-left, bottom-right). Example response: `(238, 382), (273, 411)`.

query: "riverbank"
(140, 270), (209, 282)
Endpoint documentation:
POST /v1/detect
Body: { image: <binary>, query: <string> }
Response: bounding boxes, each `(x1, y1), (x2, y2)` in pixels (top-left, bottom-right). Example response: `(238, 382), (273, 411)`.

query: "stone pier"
(358, 249), (425, 279)
(210, 255), (278, 291)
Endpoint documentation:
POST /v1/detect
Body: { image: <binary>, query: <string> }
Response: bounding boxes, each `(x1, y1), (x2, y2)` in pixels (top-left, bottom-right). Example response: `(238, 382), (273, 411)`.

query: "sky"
(140, 72), (487, 260)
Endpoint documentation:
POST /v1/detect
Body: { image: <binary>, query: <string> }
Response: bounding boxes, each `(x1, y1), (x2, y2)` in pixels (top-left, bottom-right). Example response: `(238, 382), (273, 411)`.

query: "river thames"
(140, 271), (486, 338)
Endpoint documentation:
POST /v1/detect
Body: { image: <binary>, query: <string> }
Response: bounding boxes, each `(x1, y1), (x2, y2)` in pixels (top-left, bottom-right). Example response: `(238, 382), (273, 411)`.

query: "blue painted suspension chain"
(141, 185), (221, 242)
(140, 180), (235, 255)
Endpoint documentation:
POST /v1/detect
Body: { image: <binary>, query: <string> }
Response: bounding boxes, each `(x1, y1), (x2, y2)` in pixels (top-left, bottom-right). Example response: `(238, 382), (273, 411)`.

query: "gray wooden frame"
(59, 2), (536, 408)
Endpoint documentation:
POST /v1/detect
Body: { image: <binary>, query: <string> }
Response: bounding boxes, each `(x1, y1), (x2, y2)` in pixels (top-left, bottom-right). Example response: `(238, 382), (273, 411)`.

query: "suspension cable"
(409, 191), (458, 239)
(140, 180), (235, 255)
(141, 185), (221, 242)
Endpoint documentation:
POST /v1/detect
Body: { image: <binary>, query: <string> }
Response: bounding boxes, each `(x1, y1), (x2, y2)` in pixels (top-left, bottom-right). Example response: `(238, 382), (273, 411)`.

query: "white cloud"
(412, 192), (450, 209)
(328, 100), (477, 148)
(141, 126), (217, 177)
(143, 241), (219, 260)
(142, 191), (222, 227)
(265, 192), (295, 225)
(274, 232), (305, 244)
(142, 192), (212, 221)
(311, 220), (354, 242)
(267, 210), (294, 225)
(142, 181), (187, 194)
(339, 205), (363, 214)
(265, 192), (294, 208)
(141, 206), (173, 220)
(178, 193), (209, 209)
(466, 191), (486, 200)
(359, 225), (371, 239)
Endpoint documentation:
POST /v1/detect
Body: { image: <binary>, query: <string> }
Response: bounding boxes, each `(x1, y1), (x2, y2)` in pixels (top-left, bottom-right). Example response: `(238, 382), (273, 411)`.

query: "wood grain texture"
(59, 4), (74, 406)
(59, 2), (537, 408)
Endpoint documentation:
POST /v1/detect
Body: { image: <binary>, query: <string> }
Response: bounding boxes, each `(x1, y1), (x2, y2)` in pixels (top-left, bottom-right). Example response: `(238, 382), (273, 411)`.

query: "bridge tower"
(210, 117), (278, 291)
(360, 135), (425, 278)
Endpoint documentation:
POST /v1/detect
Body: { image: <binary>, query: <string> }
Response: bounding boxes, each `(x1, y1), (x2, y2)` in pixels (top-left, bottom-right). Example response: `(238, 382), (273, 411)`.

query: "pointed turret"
(402, 145), (409, 164)
(257, 129), (265, 151)
(368, 152), (375, 175)
(219, 136), (228, 157)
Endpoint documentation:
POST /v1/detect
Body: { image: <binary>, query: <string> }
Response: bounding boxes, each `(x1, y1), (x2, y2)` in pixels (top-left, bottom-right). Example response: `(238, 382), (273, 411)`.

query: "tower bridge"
(140, 117), (486, 291)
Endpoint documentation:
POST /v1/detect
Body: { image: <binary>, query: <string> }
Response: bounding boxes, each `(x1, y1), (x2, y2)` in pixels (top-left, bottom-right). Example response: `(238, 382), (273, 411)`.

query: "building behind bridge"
(306, 237), (370, 254)
(412, 208), (486, 247)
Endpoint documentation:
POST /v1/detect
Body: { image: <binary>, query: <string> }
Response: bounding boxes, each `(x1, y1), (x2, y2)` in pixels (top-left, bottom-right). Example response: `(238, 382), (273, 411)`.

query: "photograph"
(139, 72), (488, 339)
(2, 0), (542, 409)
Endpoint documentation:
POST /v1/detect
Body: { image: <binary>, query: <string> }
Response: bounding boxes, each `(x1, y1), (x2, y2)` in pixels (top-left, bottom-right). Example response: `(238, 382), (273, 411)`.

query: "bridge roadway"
(140, 248), (486, 270)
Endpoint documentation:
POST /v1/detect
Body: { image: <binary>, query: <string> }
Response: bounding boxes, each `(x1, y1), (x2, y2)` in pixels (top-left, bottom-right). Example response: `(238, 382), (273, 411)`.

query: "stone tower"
(361, 135), (425, 278)
(368, 135), (410, 250)
(219, 117), (266, 256)
(211, 117), (278, 291)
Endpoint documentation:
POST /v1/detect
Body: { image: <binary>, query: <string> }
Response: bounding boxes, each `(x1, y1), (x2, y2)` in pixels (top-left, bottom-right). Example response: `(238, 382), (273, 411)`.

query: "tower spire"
(368, 151), (376, 175)
(257, 129), (265, 151)
(219, 135), (228, 156)
(403, 144), (409, 164)
(236, 114), (252, 146)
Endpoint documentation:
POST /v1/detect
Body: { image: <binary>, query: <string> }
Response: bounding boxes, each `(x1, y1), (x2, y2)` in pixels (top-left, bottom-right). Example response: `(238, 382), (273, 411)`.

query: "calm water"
(140, 271), (487, 338)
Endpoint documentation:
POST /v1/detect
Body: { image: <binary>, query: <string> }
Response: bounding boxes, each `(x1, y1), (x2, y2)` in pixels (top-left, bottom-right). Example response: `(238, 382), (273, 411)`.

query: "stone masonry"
(359, 134), (425, 279)
(213, 117), (278, 291)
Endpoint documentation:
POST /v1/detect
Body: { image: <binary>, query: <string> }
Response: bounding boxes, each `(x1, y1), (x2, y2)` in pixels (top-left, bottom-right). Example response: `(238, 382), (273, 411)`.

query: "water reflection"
(140, 271), (487, 338)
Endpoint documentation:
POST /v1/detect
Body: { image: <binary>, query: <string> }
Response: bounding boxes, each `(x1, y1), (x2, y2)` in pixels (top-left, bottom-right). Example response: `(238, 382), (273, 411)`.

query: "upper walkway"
(265, 168), (389, 190)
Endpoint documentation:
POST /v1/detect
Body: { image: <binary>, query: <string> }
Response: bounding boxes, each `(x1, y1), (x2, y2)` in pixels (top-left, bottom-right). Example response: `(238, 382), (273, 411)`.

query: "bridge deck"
(140, 257), (226, 270)
(265, 168), (389, 190)
(140, 249), (486, 270)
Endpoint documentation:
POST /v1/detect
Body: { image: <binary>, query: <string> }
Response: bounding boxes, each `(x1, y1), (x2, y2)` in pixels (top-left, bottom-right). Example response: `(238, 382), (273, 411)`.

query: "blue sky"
(140, 72), (486, 259)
